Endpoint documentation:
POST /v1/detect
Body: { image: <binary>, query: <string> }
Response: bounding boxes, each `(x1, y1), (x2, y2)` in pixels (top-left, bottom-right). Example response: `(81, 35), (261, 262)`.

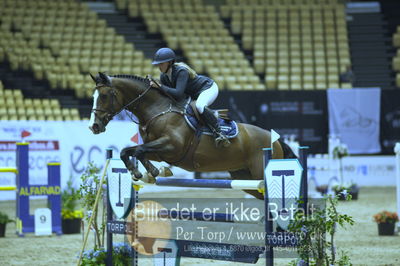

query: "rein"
(116, 84), (153, 124)
(141, 103), (185, 133)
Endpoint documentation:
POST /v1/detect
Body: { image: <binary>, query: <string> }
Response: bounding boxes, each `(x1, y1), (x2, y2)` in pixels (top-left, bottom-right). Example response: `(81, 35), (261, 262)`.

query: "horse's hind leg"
(245, 151), (266, 200)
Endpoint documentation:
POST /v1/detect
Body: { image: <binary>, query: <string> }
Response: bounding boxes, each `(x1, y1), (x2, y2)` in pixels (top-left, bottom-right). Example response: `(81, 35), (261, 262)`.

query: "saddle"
(164, 99), (238, 169)
(184, 101), (239, 138)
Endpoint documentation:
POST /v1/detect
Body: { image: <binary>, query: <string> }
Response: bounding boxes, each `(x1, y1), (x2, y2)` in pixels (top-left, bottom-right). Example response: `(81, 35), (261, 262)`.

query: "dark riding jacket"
(159, 65), (213, 100)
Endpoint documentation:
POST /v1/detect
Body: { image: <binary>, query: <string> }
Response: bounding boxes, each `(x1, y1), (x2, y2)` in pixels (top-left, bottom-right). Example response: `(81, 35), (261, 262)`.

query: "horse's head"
(89, 72), (125, 134)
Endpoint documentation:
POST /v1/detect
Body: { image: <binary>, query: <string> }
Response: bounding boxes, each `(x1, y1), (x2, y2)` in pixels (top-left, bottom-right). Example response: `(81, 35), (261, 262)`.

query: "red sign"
(0, 141), (60, 151)
(130, 133), (139, 144)
(21, 130), (31, 138)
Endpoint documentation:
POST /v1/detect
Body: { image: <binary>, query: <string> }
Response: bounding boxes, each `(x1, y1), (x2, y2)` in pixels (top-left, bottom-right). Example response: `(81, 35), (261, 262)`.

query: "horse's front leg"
(120, 136), (174, 180)
(120, 146), (143, 180)
(136, 136), (175, 178)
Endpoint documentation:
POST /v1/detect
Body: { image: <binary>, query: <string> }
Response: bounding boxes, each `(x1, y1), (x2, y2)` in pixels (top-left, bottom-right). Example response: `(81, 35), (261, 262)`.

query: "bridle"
(91, 77), (186, 132)
(91, 83), (153, 125)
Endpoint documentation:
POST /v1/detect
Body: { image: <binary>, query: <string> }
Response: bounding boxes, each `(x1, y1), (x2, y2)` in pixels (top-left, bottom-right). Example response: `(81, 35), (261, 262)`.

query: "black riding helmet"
(152, 48), (176, 65)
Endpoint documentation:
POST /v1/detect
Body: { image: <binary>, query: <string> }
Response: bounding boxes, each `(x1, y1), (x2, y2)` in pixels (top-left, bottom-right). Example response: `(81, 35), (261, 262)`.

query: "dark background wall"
(381, 89), (400, 154)
(213, 89), (400, 155)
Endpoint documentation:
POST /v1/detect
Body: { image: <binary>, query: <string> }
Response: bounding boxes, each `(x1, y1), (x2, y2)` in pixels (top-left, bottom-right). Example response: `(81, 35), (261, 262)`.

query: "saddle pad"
(184, 104), (239, 138)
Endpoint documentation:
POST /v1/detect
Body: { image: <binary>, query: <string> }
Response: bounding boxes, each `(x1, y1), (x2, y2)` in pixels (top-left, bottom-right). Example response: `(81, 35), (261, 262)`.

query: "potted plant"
(332, 143), (349, 160)
(61, 177), (84, 234)
(81, 242), (134, 265)
(331, 142), (360, 201)
(332, 143), (348, 177)
(373, 211), (399, 236)
(288, 194), (354, 265)
(332, 183), (359, 200)
(0, 211), (14, 237)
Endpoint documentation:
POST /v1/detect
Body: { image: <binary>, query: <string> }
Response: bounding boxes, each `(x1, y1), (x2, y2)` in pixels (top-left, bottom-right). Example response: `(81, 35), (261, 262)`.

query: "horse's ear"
(98, 72), (112, 86)
(90, 73), (97, 83)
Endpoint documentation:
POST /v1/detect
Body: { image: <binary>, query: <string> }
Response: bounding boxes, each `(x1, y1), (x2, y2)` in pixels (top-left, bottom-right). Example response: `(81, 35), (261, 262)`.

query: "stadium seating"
(0, 80), (80, 121)
(120, 0), (265, 90)
(1, 0), (354, 100)
(220, 0), (350, 90)
(0, 0), (158, 99)
(115, 0), (351, 90)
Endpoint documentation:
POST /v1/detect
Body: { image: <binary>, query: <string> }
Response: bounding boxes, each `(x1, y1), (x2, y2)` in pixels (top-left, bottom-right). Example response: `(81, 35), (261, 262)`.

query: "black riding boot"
(201, 107), (231, 148)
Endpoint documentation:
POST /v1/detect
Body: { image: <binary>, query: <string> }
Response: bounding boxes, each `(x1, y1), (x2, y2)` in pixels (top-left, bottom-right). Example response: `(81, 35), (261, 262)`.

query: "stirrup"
(215, 134), (231, 148)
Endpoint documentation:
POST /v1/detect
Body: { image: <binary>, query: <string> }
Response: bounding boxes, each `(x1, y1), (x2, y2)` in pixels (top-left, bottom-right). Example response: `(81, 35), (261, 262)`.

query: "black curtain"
(211, 89), (399, 155)
(380, 89), (400, 154)
(212, 91), (328, 154)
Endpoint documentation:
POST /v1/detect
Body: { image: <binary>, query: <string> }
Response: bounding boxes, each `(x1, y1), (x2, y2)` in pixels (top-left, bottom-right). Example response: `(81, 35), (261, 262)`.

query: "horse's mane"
(111, 74), (150, 86)
(111, 73), (187, 108)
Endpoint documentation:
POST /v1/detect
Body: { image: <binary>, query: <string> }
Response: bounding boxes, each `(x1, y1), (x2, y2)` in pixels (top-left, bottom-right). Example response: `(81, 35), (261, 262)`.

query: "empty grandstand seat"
(0, 0), (159, 99)
(219, 0), (349, 90)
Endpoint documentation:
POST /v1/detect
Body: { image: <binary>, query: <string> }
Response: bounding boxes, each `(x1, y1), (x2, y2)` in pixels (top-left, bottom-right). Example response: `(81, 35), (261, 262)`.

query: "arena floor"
(0, 187), (399, 266)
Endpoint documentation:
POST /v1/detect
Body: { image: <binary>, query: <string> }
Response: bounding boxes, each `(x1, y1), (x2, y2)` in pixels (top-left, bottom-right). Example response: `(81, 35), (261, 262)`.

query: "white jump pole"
(395, 143), (400, 230)
(132, 178), (264, 191)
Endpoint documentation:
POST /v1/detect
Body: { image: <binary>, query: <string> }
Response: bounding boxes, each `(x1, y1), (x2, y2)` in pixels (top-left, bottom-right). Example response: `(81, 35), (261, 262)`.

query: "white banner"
(327, 88), (381, 154)
(308, 155), (396, 186)
(0, 121), (193, 200)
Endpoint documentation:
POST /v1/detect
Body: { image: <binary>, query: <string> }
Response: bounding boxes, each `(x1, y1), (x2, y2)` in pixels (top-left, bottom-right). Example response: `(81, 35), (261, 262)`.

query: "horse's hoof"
(130, 170), (143, 180)
(133, 172), (143, 179)
(142, 172), (156, 184)
(159, 166), (173, 177)
(150, 168), (160, 178)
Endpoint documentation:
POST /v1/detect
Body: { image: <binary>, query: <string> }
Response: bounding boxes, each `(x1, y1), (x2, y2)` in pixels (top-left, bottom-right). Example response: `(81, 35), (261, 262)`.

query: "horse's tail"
(278, 140), (298, 159)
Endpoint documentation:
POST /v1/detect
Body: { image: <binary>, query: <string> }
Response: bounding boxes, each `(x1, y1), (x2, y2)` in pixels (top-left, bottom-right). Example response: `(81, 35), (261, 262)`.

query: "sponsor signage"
(265, 159), (303, 230)
(308, 155), (397, 186)
(107, 159), (133, 219)
(107, 220), (133, 234)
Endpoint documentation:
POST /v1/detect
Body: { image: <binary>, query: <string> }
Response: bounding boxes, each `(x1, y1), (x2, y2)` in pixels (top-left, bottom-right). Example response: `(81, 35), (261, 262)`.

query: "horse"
(88, 72), (296, 199)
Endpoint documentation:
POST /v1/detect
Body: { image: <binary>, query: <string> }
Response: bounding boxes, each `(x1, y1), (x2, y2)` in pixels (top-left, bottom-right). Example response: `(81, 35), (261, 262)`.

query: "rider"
(150, 47), (230, 148)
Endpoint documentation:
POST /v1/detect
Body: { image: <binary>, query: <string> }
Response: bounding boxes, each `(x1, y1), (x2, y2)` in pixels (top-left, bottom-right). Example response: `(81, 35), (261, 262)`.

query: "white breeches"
(195, 82), (219, 114)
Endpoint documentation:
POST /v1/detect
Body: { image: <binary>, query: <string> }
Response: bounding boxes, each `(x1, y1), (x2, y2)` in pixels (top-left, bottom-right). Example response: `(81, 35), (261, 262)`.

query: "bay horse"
(89, 72), (296, 199)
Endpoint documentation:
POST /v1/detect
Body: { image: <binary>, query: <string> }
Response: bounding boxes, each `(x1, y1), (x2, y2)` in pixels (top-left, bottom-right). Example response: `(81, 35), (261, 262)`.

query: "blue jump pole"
(106, 149), (113, 266)
(299, 146), (309, 216)
(16, 143), (30, 236)
(47, 161), (62, 235)
(133, 177), (262, 190)
(263, 148), (273, 266)
(15, 143), (61, 236)
(155, 178), (237, 188)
